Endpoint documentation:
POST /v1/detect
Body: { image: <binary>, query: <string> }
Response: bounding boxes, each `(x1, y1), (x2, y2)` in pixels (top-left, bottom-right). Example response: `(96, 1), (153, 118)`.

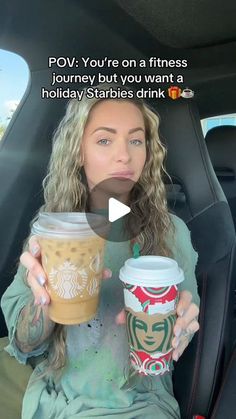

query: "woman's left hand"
(172, 290), (200, 362)
(115, 290), (200, 362)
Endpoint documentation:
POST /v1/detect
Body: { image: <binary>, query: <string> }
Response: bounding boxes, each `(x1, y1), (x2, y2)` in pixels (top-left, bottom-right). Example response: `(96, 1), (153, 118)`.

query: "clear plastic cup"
(32, 212), (110, 324)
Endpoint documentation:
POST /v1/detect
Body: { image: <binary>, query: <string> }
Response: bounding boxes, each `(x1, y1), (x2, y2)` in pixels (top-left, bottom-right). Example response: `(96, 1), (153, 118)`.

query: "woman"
(0, 83), (200, 418)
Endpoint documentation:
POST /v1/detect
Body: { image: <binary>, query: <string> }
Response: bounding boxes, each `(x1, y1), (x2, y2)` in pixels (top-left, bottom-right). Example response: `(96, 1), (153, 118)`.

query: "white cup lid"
(119, 255), (184, 287)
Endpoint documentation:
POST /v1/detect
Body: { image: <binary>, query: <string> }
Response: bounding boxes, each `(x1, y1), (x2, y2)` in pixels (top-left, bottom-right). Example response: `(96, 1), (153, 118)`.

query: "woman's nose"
(115, 141), (131, 162)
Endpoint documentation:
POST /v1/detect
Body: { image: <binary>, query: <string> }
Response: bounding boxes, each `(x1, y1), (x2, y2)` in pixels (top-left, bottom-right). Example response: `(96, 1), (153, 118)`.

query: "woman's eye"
(97, 139), (110, 145)
(130, 139), (143, 145)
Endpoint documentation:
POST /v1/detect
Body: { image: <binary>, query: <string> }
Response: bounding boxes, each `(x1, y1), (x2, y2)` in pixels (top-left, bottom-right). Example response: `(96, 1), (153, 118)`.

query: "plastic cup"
(32, 212), (110, 325)
(119, 255), (184, 376)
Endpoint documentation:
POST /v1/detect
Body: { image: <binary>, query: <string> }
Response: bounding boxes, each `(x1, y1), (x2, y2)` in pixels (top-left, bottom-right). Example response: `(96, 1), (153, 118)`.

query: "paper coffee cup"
(119, 256), (184, 376)
(32, 212), (110, 325)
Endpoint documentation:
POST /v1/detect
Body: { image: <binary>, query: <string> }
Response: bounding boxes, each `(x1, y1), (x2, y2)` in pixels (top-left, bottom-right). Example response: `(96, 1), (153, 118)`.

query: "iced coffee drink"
(32, 212), (109, 324)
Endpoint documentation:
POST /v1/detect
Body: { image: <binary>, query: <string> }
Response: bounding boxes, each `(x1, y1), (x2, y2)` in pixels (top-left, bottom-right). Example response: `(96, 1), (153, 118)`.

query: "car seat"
(209, 339), (236, 418)
(0, 96), (66, 337)
(157, 99), (236, 419)
(205, 125), (236, 231)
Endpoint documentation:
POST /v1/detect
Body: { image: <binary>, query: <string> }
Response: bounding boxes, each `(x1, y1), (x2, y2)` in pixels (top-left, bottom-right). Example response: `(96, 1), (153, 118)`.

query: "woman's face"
(81, 100), (147, 195)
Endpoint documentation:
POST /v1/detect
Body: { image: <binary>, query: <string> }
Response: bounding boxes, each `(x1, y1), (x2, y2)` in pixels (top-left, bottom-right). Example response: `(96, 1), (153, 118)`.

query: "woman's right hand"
(20, 236), (113, 307)
(20, 236), (50, 306)
(18, 236), (113, 353)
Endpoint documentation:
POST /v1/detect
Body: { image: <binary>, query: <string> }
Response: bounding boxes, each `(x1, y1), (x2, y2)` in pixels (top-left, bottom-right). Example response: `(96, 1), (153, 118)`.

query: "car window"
(201, 113), (236, 136)
(0, 49), (29, 141)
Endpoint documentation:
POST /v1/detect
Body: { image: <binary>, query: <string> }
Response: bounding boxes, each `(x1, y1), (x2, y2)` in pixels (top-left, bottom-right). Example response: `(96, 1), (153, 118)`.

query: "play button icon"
(108, 198), (130, 222)
(85, 177), (147, 242)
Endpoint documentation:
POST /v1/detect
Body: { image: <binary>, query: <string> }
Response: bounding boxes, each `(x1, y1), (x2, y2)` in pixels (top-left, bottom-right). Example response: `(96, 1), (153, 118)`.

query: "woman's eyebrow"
(91, 127), (145, 134)
(91, 127), (116, 134)
(129, 127), (145, 134)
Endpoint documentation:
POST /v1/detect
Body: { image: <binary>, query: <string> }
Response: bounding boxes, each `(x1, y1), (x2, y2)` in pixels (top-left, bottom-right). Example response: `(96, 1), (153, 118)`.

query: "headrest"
(205, 125), (236, 171)
(156, 99), (226, 219)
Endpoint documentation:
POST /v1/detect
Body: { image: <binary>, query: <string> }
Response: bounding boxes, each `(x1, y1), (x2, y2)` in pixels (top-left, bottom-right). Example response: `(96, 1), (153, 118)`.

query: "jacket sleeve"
(0, 263), (49, 364)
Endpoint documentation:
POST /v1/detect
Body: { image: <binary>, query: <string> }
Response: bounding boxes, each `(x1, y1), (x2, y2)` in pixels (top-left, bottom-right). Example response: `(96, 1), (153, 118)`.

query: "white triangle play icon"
(108, 198), (131, 222)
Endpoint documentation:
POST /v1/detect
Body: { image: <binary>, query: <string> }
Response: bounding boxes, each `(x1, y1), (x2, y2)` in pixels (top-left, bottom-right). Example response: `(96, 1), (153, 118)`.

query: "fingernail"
(175, 326), (182, 337)
(37, 275), (46, 286)
(32, 246), (40, 256)
(40, 296), (47, 305)
(173, 352), (179, 362)
(174, 337), (180, 348)
(179, 309), (184, 317)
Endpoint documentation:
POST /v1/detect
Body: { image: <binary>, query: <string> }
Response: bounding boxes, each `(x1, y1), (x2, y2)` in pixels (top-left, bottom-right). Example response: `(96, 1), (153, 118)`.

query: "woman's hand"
(172, 290), (200, 361)
(16, 236), (113, 353)
(20, 235), (112, 306)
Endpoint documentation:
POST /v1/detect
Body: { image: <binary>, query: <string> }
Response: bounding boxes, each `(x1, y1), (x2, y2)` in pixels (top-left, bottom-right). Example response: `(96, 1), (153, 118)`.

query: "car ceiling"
(1, 0), (236, 118)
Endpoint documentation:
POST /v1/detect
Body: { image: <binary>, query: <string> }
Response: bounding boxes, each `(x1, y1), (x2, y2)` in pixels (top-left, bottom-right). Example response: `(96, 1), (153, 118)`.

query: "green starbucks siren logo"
(126, 309), (176, 354)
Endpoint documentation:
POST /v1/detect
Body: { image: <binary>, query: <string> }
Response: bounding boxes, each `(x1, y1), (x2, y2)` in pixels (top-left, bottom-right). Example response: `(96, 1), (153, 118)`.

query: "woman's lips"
(110, 172), (134, 178)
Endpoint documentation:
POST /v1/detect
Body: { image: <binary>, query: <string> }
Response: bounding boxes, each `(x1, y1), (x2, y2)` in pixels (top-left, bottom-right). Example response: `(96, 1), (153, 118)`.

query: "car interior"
(1, 1), (236, 418)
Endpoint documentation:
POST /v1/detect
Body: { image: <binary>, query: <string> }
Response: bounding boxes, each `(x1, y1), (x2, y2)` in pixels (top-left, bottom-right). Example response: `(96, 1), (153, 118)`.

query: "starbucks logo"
(126, 308), (176, 354)
(49, 261), (88, 299)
